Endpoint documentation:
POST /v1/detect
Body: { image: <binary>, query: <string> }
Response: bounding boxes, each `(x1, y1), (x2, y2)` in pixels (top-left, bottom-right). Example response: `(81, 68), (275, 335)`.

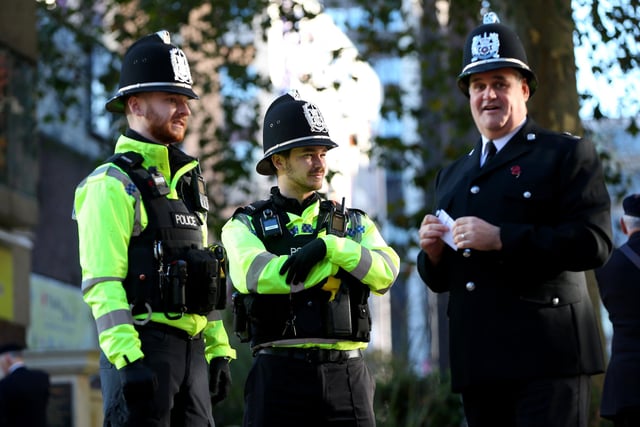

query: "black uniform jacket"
(418, 118), (612, 392)
(0, 365), (50, 427)
(596, 232), (640, 418)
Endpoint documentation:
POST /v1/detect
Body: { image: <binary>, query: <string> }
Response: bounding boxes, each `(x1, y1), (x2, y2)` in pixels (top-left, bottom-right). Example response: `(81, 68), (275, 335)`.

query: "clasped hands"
(418, 214), (502, 263)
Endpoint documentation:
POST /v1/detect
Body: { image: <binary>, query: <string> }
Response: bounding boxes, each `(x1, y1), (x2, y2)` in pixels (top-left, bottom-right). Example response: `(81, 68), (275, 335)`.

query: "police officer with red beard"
(74, 31), (235, 426)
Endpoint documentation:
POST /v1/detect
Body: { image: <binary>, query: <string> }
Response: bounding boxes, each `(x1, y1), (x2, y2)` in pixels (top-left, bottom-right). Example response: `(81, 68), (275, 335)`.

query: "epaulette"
(106, 151), (144, 170)
(232, 199), (271, 218)
(104, 151), (169, 200)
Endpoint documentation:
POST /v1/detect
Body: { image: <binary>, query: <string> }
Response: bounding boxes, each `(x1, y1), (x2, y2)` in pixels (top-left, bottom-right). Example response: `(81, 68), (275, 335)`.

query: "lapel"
(438, 118), (540, 211)
(475, 119), (538, 177)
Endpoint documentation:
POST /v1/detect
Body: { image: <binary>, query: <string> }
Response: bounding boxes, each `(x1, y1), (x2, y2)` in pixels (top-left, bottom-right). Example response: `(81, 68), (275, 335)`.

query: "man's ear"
(522, 78), (530, 101)
(271, 154), (284, 172)
(126, 95), (145, 116)
(621, 217), (629, 235)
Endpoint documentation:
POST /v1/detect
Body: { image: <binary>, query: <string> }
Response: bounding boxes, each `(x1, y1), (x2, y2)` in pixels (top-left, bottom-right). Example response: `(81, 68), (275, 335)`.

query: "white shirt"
(480, 119), (526, 166)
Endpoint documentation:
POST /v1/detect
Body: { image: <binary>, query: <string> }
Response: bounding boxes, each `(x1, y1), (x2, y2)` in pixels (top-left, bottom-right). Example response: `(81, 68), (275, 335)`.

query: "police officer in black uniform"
(417, 13), (612, 427)
(596, 194), (640, 426)
(222, 92), (400, 427)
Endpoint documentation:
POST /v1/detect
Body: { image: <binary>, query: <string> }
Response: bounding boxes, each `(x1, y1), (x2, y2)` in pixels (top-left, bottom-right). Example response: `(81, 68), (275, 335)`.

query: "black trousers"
(100, 323), (213, 427)
(243, 349), (376, 427)
(611, 407), (640, 427)
(461, 375), (591, 427)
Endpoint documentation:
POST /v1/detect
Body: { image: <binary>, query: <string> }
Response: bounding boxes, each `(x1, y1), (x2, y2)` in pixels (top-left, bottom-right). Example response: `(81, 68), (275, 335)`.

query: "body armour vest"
(234, 198), (372, 347)
(110, 152), (225, 319)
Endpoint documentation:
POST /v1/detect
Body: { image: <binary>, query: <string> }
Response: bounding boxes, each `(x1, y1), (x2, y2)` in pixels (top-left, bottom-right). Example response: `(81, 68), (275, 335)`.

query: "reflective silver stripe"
(349, 246), (372, 281)
(246, 252), (276, 292)
(74, 176), (89, 192)
(116, 81), (196, 95)
(106, 166), (143, 236)
(82, 276), (123, 294)
(375, 249), (399, 280)
(235, 214), (255, 232)
(461, 57), (531, 75)
(263, 135), (334, 157)
(73, 165), (110, 199)
(95, 308), (133, 334)
(372, 249), (398, 295)
(89, 164), (110, 178)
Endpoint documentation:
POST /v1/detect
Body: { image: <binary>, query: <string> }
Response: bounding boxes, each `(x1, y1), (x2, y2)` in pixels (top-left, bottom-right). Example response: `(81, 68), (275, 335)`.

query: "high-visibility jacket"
(221, 187), (400, 351)
(74, 135), (235, 369)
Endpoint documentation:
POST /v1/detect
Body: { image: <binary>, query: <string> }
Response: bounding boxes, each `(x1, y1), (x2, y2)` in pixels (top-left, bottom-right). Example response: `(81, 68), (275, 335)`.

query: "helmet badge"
(471, 32), (500, 62)
(302, 102), (328, 133)
(170, 48), (193, 85)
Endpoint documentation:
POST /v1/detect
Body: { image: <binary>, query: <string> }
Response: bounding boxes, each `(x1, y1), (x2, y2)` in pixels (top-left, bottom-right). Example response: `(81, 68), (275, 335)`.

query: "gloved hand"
(209, 357), (232, 407)
(279, 239), (327, 285)
(118, 359), (157, 417)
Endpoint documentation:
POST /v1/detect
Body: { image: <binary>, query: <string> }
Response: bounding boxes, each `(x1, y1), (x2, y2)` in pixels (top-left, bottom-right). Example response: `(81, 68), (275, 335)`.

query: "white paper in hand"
(435, 209), (456, 250)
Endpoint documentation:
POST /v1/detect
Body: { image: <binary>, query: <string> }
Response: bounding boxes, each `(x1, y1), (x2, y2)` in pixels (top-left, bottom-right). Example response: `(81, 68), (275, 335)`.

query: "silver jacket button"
(552, 297), (560, 306)
(466, 282), (476, 291)
(523, 191), (532, 199)
(470, 186), (480, 194)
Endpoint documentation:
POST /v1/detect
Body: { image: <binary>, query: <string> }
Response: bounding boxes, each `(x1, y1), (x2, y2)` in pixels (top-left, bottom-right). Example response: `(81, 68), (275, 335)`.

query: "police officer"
(596, 194), (640, 426)
(221, 91), (400, 427)
(73, 31), (235, 426)
(416, 14), (612, 427)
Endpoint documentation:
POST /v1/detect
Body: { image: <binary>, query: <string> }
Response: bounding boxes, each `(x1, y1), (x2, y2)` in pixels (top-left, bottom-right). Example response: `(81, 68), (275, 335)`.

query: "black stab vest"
(237, 198), (371, 347)
(109, 152), (206, 315)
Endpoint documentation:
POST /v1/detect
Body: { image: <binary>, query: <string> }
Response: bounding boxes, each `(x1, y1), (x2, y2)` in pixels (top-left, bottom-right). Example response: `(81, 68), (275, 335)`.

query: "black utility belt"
(135, 321), (203, 341)
(255, 347), (362, 363)
(131, 299), (210, 319)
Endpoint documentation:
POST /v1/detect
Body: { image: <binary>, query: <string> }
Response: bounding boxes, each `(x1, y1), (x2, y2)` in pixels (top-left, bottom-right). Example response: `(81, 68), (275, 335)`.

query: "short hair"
(271, 149), (292, 175)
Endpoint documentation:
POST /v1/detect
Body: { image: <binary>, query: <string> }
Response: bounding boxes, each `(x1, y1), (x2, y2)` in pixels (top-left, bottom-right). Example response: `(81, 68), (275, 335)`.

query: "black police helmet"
(457, 13), (537, 97)
(0, 342), (25, 355)
(105, 30), (199, 113)
(256, 91), (338, 176)
(623, 194), (640, 218)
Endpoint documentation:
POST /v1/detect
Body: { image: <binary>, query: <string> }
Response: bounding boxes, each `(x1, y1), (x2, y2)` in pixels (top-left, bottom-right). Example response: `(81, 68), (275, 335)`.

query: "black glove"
(209, 357), (231, 407)
(119, 359), (157, 409)
(279, 239), (327, 285)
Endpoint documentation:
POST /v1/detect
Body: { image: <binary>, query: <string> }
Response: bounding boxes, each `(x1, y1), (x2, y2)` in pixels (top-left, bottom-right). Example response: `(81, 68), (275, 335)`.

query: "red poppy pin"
(510, 165), (521, 178)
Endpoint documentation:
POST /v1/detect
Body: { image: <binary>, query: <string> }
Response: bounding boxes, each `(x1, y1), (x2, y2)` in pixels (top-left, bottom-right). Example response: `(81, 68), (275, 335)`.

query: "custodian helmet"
(105, 30), (199, 113)
(457, 13), (537, 97)
(256, 91), (338, 176)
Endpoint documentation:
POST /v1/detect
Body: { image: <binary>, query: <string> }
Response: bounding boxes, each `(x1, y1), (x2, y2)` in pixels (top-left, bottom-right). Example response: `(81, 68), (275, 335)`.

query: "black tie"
(483, 140), (497, 167)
